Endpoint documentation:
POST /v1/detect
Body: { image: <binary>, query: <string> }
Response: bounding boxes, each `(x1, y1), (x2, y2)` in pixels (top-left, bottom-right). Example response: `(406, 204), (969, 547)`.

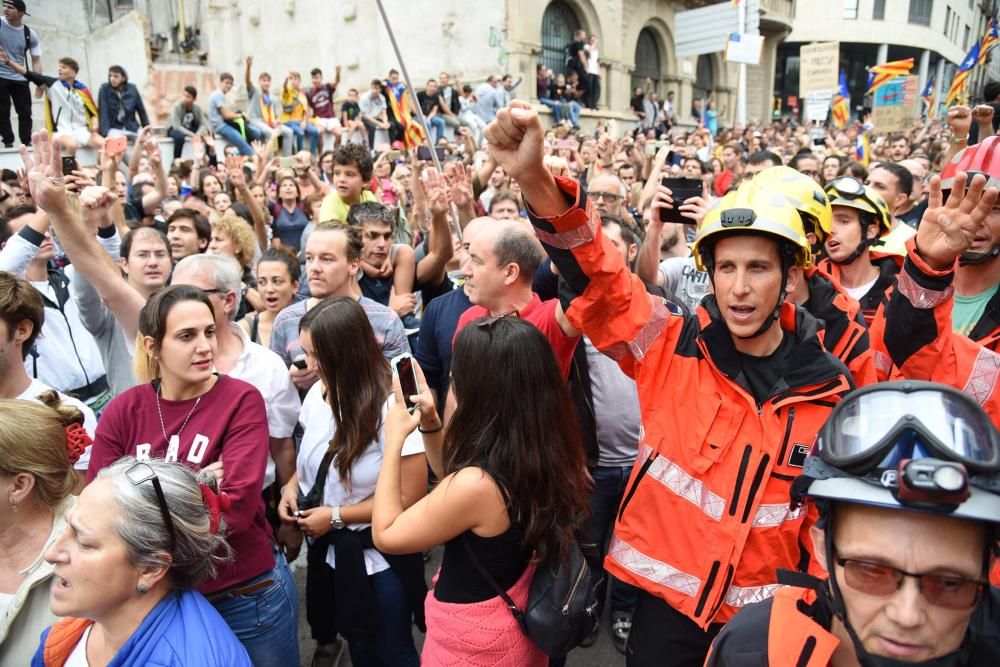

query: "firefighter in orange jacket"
(705, 381), (1000, 667)
(882, 170), (1000, 427)
(753, 166), (877, 386)
(484, 101), (854, 666)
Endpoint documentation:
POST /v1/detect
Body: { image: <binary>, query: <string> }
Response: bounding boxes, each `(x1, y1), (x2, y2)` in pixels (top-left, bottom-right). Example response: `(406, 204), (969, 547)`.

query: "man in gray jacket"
(167, 85), (211, 160)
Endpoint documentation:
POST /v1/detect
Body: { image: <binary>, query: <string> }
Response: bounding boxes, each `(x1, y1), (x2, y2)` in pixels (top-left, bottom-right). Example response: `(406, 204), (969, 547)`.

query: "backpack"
(463, 536), (598, 658)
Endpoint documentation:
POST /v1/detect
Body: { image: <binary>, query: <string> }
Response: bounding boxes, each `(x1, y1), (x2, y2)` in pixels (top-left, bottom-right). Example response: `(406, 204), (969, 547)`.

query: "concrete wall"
(199, 0), (507, 105)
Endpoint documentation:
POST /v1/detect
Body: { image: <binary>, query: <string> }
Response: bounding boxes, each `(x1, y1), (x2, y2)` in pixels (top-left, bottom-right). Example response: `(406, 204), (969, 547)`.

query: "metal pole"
(374, 0), (462, 244)
(374, 0), (443, 175)
(736, 0), (747, 126)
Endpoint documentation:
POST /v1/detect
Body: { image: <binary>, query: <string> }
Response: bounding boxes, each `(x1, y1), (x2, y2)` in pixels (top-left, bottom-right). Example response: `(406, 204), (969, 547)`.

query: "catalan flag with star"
(946, 42), (981, 106)
(921, 76), (936, 118)
(979, 17), (999, 65)
(865, 58), (914, 97)
(832, 71), (850, 129)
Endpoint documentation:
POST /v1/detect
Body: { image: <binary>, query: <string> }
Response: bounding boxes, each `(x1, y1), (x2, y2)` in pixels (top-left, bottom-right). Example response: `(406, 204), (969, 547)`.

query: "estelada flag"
(855, 131), (870, 166)
(832, 71), (850, 129)
(43, 79), (98, 135)
(979, 17), (999, 65)
(921, 76), (936, 119)
(865, 58), (915, 96)
(946, 42), (981, 106)
(385, 83), (426, 150)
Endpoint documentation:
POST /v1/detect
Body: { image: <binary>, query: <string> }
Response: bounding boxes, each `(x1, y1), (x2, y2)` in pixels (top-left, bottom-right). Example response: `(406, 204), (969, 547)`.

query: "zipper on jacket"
(707, 564), (735, 619)
(694, 560), (721, 618)
(562, 559), (589, 615)
(740, 454), (771, 523)
(776, 407), (796, 469)
(728, 445), (753, 517)
(618, 450), (656, 522)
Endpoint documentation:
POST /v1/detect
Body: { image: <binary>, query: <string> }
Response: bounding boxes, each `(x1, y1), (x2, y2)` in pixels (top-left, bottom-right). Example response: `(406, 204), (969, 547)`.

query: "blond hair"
(0, 392), (82, 508)
(211, 213), (258, 269)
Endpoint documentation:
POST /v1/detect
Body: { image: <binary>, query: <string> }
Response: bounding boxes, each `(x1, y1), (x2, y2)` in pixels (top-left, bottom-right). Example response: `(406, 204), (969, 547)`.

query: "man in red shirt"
(455, 219), (579, 377)
(713, 143), (744, 197)
(306, 66), (342, 152)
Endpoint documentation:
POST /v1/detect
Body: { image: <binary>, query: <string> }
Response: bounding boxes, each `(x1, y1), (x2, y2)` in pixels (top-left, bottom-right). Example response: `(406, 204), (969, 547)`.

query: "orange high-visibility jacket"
(704, 586), (839, 667)
(817, 253), (902, 326)
(805, 266), (877, 387)
(883, 238), (1000, 427)
(527, 178), (854, 627)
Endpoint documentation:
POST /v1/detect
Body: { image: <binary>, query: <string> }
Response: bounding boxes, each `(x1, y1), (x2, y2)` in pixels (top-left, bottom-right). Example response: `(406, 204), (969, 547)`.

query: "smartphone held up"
(658, 176), (702, 223)
(391, 353), (420, 413)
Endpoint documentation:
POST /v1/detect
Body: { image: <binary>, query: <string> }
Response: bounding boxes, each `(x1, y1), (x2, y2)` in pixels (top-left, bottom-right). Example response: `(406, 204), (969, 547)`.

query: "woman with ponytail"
(0, 393), (86, 665)
(89, 285), (300, 665)
(33, 457), (252, 666)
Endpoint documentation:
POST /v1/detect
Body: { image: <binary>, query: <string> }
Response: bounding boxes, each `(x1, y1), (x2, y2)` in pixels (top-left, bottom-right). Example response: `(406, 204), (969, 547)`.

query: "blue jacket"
(98, 82), (149, 136)
(32, 590), (251, 666)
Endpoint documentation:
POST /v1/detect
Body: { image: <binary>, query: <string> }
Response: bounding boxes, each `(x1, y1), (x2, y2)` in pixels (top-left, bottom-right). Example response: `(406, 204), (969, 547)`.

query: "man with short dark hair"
(359, 78), (390, 147)
(417, 78), (446, 142)
(789, 151), (821, 182)
(744, 150), (782, 176)
(713, 143), (743, 196)
(167, 85), (210, 160)
(865, 162), (917, 255)
(207, 71), (260, 155)
(0, 0), (40, 148)
(4, 52), (101, 154)
(245, 56), (293, 156)
(166, 207), (210, 262)
(887, 133), (910, 162)
(474, 75), (502, 124)
(306, 65), (342, 152)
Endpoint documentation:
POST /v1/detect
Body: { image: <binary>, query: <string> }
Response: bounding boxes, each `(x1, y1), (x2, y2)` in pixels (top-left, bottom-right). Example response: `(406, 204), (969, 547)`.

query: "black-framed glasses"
(591, 192), (623, 203)
(125, 462), (177, 552)
(833, 548), (985, 610)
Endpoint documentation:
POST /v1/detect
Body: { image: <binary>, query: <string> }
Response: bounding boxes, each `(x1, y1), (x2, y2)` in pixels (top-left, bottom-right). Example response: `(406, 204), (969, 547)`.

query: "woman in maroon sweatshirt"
(86, 285), (300, 666)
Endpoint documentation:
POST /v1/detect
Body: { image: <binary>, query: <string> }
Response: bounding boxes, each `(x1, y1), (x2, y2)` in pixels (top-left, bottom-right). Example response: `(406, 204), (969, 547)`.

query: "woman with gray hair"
(33, 457), (252, 666)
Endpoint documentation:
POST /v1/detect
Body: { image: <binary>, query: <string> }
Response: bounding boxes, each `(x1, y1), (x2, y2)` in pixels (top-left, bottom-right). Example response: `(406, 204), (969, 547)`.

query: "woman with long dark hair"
(373, 316), (591, 666)
(279, 297), (426, 667)
(86, 285), (300, 666)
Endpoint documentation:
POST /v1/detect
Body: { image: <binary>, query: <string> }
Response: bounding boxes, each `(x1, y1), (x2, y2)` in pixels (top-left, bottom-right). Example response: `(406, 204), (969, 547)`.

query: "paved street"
(292, 546), (625, 666)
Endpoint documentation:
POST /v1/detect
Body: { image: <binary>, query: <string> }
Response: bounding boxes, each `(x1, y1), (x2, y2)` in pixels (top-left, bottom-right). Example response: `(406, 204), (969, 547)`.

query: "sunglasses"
(834, 550), (985, 610)
(125, 462), (177, 552)
(476, 309), (520, 329)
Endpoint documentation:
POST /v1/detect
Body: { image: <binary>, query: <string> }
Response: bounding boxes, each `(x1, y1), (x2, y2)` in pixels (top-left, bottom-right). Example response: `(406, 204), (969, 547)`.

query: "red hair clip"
(199, 483), (232, 535)
(64, 423), (91, 465)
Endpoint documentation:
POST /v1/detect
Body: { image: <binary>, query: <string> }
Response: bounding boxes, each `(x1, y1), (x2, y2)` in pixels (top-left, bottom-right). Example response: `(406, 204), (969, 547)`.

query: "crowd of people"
(0, 0), (1000, 663)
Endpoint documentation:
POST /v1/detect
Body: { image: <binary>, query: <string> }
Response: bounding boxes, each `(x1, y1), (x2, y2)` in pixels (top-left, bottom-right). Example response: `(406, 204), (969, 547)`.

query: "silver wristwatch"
(330, 505), (345, 530)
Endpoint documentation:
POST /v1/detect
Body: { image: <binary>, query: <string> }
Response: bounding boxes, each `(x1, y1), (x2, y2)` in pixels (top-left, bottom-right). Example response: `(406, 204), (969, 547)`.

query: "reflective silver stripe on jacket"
(896, 269), (955, 309)
(962, 347), (1000, 406)
(724, 583), (779, 608)
(608, 534), (701, 597)
(751, 502), (806, 528)
(637, 443), (725, 520)
(533, 209), (598, 250)
(604, 296), (671, 363)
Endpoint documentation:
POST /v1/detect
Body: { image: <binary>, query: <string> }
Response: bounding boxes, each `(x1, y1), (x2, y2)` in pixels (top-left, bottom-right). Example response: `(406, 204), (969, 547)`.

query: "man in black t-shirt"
(417, 78), (445, 142)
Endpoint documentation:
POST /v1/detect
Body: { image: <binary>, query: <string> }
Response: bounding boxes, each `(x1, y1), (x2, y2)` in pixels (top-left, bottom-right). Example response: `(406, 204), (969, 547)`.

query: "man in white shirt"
(0, 271), (97, 472)
(585, 34), (601, 109)
(359, 79), (390, 148)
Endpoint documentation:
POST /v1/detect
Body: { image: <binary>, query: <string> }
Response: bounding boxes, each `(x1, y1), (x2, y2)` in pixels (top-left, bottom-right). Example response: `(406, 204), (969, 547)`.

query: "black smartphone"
(416, 146), (446, 162)
(391, 353), (420, 412)
(292, 358), (308, 370)
(61, 156), (79, 176)
(659, 177), (703, 223)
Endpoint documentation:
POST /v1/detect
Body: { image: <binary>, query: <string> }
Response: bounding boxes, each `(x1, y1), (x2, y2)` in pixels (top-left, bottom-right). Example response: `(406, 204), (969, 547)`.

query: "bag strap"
(460, 533), (524, 621)
(23, 25), (30, 71)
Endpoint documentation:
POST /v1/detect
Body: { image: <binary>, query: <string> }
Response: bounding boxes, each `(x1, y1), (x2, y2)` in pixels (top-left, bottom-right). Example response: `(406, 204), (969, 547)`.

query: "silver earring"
(137, 584), (149, 594)
(8, 496), (15, 513)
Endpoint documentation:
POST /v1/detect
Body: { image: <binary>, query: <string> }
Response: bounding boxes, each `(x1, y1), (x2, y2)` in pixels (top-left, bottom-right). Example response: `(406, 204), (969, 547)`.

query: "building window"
(909, 0), (933, 26)
(943, 6), (951, 34)
(873, 0), (885, 19)
(540, 1), (582, 76)
(964, 24), (971, 49)
(843, 0), (859, 19)
(632, 28), (661, 94)
(693, 54), (715, 104)
(115, 0), (134, 7)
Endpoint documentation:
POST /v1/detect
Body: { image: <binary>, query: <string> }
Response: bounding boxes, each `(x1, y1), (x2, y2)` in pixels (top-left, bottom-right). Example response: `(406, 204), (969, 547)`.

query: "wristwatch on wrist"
(330, 505), (345, 530)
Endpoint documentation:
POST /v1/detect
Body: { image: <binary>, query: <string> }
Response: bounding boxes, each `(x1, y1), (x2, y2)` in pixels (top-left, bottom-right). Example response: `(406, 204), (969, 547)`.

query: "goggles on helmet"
(815, 382), (1000, 475)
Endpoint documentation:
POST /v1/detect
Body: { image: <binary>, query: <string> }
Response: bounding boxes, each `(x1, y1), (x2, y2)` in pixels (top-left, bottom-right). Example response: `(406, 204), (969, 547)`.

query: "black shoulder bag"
(462, 535), (598, 658)
(297, 448), (336, 512)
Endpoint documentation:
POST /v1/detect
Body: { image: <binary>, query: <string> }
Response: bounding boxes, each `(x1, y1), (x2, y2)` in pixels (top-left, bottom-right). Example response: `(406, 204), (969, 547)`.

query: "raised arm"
(415, 168), (455, 286)
(227, 154), (269, 251)
(22, 131), (146, 341)
(244, 55), (255, 97)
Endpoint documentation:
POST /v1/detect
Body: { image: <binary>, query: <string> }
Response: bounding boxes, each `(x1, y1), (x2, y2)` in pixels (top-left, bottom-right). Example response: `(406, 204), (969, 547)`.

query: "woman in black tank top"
(373, 317), (591, 665)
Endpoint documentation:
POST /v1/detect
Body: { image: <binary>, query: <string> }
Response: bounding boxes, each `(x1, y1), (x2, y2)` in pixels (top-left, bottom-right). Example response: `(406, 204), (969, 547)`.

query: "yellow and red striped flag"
(979, 18), (999, 65)
(865, 58), (915, 96)
(946, 43), (981, 106)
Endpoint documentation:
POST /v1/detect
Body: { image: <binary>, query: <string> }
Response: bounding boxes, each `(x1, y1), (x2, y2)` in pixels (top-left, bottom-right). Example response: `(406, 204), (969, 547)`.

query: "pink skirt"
(421, 563), (547, 667)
